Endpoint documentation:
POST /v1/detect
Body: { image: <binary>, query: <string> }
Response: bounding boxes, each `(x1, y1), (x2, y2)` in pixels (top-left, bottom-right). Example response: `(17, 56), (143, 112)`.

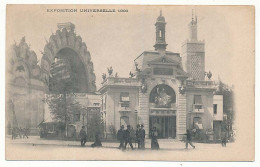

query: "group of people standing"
(117, 124), (160, 150)
(11, 127), (29, 140)
(117, 124), (145, 150)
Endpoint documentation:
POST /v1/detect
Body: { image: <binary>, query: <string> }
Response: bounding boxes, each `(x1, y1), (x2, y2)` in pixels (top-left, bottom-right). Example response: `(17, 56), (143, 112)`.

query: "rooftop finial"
(192, 9), (194, 21)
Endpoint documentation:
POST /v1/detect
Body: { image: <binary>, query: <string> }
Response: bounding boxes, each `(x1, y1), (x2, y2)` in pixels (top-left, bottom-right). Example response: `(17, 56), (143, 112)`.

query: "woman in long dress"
(150, 127), (160, 150)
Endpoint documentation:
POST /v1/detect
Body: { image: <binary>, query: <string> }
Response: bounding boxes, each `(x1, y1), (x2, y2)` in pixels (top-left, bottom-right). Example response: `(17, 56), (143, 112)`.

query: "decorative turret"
(182, 10), (205, 81)
(154, 10), (168, 51)
(189, 9), (198, 41)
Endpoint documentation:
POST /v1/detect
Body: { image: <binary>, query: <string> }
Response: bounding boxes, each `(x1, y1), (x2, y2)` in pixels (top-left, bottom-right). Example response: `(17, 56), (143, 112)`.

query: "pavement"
(5, 135), (235, 160)
(6, 135), (227, 150)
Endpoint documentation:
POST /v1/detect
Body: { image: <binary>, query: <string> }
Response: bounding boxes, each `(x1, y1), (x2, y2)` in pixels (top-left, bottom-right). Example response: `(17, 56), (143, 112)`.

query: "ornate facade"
(99, 12), (223, 140)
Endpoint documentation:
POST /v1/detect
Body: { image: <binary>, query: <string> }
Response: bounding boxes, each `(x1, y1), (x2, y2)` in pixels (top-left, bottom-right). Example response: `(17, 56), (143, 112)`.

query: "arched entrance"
(149, 84), (177, 139)
(49, 47), (88, 93)
(41, 22), (96, 93)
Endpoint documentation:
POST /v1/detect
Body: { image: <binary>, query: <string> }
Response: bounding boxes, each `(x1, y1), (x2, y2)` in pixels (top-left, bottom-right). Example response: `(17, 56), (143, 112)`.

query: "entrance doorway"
(149, 116), (176, 139)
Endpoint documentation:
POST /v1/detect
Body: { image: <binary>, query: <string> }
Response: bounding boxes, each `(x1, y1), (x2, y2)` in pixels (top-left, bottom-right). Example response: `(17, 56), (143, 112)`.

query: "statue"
(207, 71), (212, 80)
(107, 66), (113, 76)
(115, 72), (119, 78)
(141, 78), (147, 93)
(129, 71), (135, 78)
(179, 85), (186, 95)
(154, 87), (172, 108)
(102, 73), (106, 81)
(135, 62), (141, 72)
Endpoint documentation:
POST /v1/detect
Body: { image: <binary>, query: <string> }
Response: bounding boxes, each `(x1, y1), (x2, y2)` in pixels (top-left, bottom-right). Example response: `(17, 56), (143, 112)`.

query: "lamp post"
(134, 110), (138, 126)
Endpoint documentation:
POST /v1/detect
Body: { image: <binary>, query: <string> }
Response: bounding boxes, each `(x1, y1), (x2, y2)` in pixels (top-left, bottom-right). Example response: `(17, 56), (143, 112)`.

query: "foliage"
(46, 94), (86, 124)
(87, 112), (104, 141)
(215, 80), (235, 140)
(192, 129), (209, 142)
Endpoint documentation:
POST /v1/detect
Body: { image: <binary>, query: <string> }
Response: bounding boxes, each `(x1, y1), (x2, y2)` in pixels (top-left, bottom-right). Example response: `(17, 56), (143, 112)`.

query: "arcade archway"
(149, 84), (177, 138)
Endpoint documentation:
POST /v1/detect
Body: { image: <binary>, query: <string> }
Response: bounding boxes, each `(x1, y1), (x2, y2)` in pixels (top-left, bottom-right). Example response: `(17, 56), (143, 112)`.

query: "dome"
(157, 15), (165, 22)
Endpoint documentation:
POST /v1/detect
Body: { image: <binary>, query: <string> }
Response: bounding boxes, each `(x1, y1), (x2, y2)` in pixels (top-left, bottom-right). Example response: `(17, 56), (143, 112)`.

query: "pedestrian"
(18, 127), (22, 138)
(150, 127), (159, 150)
(11, 127), (16, 140)
(23, 128), (29, 139)
(184, 130), (195, 149)
(221, 131), (227, 147)
(117, 125), (125, 149)
(124, 125), (134, 150)
(140, 124), (146, 149)
(91, 133), (102, 147)
(79, 126), (87, 146)
(136, 124), (141, 149)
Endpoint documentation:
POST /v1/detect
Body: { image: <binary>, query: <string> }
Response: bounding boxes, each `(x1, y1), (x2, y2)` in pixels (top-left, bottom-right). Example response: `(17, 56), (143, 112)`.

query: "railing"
(186, 80), (216, 88)
(102, 77), (140, 86)
(191, 104), (204, 113)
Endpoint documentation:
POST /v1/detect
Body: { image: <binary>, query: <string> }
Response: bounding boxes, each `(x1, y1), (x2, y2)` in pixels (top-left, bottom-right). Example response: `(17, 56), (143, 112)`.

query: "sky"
(6, 5), (254, 89)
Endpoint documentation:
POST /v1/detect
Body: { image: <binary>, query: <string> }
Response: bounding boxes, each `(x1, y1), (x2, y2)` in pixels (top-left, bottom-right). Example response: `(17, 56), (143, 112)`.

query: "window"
(194, 95), (203, 109)
(194, 95), (202, 104)
(120, 92), (129, 102)
(213, 104), (218, 114)
(153, 68), (173, 75)
(74, 112), (80, 122)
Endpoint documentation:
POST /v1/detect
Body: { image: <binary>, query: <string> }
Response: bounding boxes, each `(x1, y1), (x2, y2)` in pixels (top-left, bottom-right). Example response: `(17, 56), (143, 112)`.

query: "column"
(138, 89), (149, 137)
(176, 93), (187, 140)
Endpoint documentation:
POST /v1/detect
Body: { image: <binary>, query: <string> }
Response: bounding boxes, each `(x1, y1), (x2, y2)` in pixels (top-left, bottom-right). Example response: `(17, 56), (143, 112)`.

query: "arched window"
(149, 84), (176, 108)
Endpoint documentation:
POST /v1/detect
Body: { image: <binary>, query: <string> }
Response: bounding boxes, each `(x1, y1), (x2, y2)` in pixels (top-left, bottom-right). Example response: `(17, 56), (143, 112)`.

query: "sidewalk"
(6, 135), (226, 151)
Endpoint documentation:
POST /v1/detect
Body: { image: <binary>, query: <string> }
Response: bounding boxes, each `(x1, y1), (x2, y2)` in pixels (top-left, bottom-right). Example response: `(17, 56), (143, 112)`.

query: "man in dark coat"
(221, 131), (227, 147)
(91, 133), (102, 147)
(150, 126), (159, 150)
(124, 125), (134, 150)
(184, 130), (195, 149)
(117, 125), (125, 149)
(135, 124), (141, 149)
(140, 124), (146, 149)
(79, 126), (87, 146)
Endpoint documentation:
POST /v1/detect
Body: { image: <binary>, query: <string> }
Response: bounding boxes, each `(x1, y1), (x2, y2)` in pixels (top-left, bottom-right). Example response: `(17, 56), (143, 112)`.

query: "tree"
(46, 94), (85, 125)
(215, 81), (235, 140)
(87, 112), (104, 141)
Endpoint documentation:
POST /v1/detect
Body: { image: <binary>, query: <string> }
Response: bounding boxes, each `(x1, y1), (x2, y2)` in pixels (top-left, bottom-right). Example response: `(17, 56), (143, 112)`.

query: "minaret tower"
(182, 10), (205, 80)
(154, 10), (168, 51)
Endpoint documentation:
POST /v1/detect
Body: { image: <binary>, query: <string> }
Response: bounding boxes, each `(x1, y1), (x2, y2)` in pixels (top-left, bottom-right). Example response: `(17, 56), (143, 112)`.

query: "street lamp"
(134, 110), (138, 125)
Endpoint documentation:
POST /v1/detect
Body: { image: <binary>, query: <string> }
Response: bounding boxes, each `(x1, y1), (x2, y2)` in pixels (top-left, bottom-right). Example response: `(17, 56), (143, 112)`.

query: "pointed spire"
(160, 9), (162, 16)
(192, 9), (194, 21)
(195, 9), (197, 23)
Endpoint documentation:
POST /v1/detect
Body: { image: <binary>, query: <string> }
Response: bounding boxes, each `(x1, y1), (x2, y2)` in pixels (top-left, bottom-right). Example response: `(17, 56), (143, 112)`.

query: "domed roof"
(156, 10), (165, 22)
(157, 15), (165, 22)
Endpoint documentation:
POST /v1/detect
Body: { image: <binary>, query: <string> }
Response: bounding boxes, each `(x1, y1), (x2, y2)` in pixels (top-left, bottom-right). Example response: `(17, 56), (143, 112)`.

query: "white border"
(0, 0), (258, 167)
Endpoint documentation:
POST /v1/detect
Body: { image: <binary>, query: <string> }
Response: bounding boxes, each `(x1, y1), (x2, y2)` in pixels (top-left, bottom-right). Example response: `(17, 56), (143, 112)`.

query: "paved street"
(5, 135), (235, 160)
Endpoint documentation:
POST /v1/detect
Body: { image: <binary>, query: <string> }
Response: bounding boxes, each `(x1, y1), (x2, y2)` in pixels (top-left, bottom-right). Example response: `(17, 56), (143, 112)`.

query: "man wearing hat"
(140, 124), (146, 149)
(117, 125), (125, 149)
(79, 126), (87, 146)
(124, 125), (134, 150)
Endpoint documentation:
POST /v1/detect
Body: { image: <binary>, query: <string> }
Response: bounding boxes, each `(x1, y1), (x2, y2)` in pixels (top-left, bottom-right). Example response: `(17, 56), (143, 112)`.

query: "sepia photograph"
(5, 5), (255, 161)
